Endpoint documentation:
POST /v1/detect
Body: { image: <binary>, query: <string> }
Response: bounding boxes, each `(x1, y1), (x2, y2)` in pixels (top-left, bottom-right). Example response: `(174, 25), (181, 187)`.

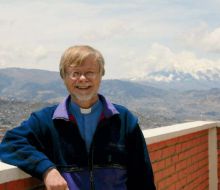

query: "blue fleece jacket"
(0, 94), (156, 190)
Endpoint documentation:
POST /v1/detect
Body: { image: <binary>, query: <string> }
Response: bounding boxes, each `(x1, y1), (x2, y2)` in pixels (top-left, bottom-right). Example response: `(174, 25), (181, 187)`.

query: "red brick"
(167, 182), (176, 190)
(152, 159), (166, 172)
(164, 138), (178, 147)
(162, 165), (175, 177)
(171, 154), (179, 163)
(148, 141), (167, 152)
(178, 151), (189, 161)
(179, 177), (187, 188)
(162, 146), (176, 159)
(5, 180), (25, 190)
(154, 171), (164, 182)
(157, 180), (166, 190)
(149, 150), (162, 162)
(165, 157), (172, 167)
(181, 140), (193, 151)
(167, 173), (178, 184)
(176, 160), (187, 171)
(0, 184), (6, 190)
(175, 143), (182, 153)
(3, 178), (42, 190)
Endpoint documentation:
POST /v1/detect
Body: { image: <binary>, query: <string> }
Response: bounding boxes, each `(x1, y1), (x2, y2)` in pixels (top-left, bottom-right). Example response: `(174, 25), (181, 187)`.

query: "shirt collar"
(52, 94), (119, 120)
(52, 96), (70, 120)
(71, 98), (101, 115)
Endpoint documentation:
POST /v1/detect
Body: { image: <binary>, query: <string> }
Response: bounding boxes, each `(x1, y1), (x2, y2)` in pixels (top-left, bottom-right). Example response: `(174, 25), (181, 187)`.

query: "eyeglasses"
(67, 71), (99, 80)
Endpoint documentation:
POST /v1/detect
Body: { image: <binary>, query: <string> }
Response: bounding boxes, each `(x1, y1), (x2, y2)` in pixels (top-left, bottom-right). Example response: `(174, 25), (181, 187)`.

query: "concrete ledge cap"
(0, 162), (30, 184)
(143, 121), (220, 144)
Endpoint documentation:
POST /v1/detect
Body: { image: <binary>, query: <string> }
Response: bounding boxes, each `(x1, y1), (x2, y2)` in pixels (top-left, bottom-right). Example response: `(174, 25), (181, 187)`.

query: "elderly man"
(0, 45), (156, 190)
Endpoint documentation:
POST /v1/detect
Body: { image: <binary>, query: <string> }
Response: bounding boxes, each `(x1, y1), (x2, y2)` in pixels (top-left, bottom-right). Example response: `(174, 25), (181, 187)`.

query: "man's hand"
(43, 168), (69, 190)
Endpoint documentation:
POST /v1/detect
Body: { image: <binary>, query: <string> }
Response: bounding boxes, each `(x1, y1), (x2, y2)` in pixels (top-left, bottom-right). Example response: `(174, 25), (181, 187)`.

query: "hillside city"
(1, 68), (220, 141)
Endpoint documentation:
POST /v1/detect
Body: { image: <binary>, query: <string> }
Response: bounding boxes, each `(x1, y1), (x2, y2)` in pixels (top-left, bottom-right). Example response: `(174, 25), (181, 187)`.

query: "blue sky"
(0, 0), (220, 79)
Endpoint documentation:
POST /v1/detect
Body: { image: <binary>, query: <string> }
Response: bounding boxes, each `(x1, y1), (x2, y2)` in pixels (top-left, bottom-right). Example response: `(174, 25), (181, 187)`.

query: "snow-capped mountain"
(135, 69), (220, 90)
(148, 69), (220, 81)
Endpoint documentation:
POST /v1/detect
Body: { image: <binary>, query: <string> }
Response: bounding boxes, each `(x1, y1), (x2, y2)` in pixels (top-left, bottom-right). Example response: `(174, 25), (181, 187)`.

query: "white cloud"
(180, 24), (220, 53)
(140, 43), (220, 78)
(33, 46), (49, 62)
(0, 45), (57, 71)
(0, 1), (220, 79)
(202, 27), (220, 52)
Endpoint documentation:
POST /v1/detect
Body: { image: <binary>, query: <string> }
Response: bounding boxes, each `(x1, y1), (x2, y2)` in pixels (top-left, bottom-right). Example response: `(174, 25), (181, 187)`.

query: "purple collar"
(52, 94), (119, 120)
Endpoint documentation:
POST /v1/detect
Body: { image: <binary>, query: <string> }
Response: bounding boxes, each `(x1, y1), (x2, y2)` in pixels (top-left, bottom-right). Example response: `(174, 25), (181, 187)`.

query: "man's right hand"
(43, 168), (69, 190)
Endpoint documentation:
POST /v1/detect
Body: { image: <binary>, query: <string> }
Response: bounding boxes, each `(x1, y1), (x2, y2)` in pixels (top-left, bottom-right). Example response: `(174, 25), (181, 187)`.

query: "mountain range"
(0, 67), (220, 129)
(135, 69), (220, 90)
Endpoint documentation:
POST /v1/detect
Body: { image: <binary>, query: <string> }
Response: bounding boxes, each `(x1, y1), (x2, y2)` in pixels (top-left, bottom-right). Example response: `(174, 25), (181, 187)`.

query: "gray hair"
(59, 45), (105, 79)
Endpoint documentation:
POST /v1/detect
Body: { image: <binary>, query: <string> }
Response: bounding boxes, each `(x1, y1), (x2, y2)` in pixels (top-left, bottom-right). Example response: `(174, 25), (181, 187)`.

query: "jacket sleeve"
(0, 110), (56, 180)
(126, 123), (156, 190)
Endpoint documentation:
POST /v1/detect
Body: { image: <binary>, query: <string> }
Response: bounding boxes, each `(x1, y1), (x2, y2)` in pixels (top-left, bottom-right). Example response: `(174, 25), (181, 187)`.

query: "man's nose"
(78, 74), (87, 80)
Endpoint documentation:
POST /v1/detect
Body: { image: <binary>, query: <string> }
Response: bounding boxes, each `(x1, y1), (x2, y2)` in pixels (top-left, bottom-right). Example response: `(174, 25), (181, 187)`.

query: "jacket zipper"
(89, 143), (95, 190)
(88, 115), (105, 190)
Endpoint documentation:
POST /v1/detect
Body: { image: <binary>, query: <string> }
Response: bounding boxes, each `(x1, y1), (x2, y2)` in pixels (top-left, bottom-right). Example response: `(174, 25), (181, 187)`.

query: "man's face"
(63, 56), (102, 107)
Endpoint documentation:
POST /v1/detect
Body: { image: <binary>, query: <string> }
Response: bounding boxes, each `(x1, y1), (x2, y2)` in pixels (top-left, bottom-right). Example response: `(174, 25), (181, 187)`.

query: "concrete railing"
(0, 163), (42, 190)
(144, 121), (219, 190)
(0, 121), (219, 190)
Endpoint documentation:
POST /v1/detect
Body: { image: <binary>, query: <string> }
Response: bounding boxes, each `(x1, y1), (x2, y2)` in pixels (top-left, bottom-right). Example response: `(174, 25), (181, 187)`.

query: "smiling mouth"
(75, 85), (91, 90)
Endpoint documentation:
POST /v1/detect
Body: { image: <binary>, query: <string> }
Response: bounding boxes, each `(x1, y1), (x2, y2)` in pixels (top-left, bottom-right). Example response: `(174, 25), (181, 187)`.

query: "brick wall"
(0, 178), (42, 190)
(0, 123), (216, 190)
(217, 128), (220, 189)
(148, 129), (209, 190)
